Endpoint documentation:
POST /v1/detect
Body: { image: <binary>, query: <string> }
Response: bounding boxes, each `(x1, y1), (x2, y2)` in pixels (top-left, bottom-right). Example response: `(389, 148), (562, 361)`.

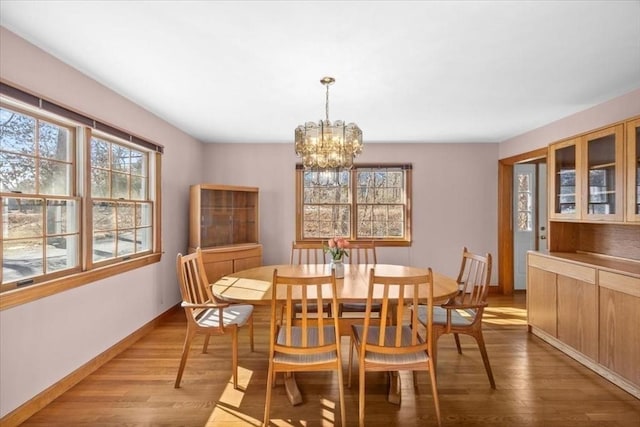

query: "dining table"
(211, 263), (459, 406)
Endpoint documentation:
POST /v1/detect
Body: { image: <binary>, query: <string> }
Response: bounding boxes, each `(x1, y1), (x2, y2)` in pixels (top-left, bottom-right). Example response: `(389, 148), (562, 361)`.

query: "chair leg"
(232, 327), (239, 389)
(348, 337), (354, 388)
(474, 331), (496, 389)
(428, 359), (442, 427)
(264, 361), (274, 426)
(336, 359), (346, 426)
(202, 335), (210, 353)
(454, 332), (462, 354)
(248, 314), (255, 352)
(175, 328), (196, 388)
(358, 365), (366, 427)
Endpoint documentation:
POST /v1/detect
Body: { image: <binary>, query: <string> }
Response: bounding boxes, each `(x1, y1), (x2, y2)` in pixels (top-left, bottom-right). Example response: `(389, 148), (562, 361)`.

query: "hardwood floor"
(20, 293), (640, 426)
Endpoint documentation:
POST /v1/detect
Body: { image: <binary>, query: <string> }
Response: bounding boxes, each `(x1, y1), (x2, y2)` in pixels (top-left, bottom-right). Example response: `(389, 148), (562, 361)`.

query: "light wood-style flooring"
(20, 294), (640, 426)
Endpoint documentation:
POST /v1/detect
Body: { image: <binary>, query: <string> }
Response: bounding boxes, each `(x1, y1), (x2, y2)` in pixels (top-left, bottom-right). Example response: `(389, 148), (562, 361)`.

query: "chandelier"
(295, 77), (363, 169)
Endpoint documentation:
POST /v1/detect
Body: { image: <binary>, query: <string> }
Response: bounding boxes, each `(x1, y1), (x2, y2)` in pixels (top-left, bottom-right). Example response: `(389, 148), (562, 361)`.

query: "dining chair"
(264, 269), (346, 426)
(337, 241), (383, 331)
(175, 248), (254, 389)
(415, 247), (495, 388)
(288, 241), (332, 320)
(290, 240), (328, 264)
(348, 268), (441, 427)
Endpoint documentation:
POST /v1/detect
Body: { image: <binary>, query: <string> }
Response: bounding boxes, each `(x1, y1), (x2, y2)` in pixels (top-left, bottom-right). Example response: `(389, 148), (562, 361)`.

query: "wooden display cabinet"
(548, 137), (581, 220)
(548, 124), (624, 222)
(627, 118), (640, 222)
(189, 184), (262, 282)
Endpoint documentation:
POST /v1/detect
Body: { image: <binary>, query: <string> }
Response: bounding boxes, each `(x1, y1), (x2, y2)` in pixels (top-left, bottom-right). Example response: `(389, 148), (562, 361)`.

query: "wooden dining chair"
(348, 268), (441, 427)
(337, 241), (383, 330)
(415, 247), (495, 388)
(264, 269), (346, 426)
(290, 240), (328, 264)
(175, 248), (254, 389)
(288, 241), (331, 320)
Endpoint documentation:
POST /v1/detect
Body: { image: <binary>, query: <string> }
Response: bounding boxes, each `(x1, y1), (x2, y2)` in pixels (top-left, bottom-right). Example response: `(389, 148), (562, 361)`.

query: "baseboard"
(0, 304), (181, 427)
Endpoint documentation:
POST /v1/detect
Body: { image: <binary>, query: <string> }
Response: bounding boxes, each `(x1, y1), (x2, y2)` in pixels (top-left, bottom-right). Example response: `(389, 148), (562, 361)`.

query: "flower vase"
(331, 259), (345, 278)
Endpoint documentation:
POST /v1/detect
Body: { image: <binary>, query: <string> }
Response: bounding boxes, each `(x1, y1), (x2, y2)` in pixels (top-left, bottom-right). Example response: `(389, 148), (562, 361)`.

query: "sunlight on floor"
(206, 367), (261, 426)
(483, 306), (528, 326)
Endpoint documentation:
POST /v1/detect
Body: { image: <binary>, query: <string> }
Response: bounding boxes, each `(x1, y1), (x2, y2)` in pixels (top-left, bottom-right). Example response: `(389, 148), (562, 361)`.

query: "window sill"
(0, 252), (162, 311)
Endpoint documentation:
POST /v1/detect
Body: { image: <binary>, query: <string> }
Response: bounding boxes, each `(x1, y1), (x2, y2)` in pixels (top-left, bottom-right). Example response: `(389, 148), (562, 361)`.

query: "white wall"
(202, 142), (499, 281)
(0, 27), (202, 417)
(499, 88), (640, 159)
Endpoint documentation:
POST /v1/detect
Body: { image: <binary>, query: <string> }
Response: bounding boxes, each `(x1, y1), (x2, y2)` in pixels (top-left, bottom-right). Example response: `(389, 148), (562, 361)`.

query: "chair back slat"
(456, 247), (492, 305)
(346, 241), (377, 265)
(270, 270), (339, 354)
(177, 248), (212, 306)
(361, 268), (433, 355)
(290, 241), (327, 265)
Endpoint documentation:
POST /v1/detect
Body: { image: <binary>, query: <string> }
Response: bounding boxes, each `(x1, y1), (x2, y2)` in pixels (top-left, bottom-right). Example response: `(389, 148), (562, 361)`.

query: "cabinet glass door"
(627, 118), (640, 221)
(583, 125), (624, 221)
(549, 138), (580, 219)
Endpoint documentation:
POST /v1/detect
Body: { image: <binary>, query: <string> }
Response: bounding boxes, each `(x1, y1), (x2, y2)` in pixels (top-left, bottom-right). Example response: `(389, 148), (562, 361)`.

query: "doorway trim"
(498, 147), (547, 295)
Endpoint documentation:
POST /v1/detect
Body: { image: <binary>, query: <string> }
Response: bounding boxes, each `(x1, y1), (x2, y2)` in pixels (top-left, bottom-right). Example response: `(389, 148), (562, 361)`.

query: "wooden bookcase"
(189, 184), (262, 282)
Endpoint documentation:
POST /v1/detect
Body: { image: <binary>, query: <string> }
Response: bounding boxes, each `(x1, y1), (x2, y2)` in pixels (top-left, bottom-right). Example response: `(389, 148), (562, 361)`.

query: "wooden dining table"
(211, 263), (459, 406)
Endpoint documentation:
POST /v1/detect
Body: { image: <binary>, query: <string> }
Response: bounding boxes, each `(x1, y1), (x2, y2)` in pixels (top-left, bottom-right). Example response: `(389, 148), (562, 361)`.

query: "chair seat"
(416, 305), (475, 327)
(197, 304), (254, 328)
(274, 325), (339, 364)
(352, 324), (428, 365)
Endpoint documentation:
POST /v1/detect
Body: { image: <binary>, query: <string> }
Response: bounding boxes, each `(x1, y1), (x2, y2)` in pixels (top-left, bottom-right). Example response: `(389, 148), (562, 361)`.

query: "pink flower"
(325, 237), (350, 261)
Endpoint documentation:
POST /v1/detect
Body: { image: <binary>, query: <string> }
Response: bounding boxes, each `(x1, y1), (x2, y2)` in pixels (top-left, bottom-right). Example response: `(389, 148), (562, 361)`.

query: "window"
(296, 164), (412, 245)
(89, 136), (153, 264)
(1, 85), (162, 300)
(516, 173), (533, 232)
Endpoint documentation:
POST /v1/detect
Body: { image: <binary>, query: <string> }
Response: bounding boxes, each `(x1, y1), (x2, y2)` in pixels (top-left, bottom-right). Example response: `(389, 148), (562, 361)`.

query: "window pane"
(3, 238), (43, 283)
(136, 202), (152, 227)
(117, 202), (135, 229)
(93, 232), (115, 262)
(117, 230), (135, 256)
(2, 197), (43, 239)
(130, 149), (146, 176)
(46, 235), (78, 273)
(0, 107), (35, 154)
(93, 202), (116, 231)
(91, 168), (110, 197)
(111, 172), (129, 199)
(131, 175), (146, 200)
(39, 159), (72, 195)
(0, 152), (36, 193)
(136, 226), (152, 252)
(39, 120), (70, 161)
(46, 199), (78, 235)
(91, 137), (109, 169)
(111, 144), (130, 173)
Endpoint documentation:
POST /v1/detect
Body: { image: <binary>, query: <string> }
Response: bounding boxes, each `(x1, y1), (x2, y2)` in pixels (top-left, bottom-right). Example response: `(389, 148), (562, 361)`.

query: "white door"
(513, 164), (536, 290)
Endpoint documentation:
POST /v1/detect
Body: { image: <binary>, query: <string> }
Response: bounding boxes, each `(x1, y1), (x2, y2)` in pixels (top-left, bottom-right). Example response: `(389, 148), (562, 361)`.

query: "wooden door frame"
(498, 147), (547, 295)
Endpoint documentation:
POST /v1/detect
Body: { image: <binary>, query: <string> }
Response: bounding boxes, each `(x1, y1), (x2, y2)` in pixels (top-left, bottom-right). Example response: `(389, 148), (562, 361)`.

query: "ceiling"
(1, 1), (639, 144)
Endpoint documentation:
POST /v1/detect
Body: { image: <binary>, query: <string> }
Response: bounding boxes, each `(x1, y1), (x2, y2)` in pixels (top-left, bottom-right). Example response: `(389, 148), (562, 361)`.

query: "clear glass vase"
(331, 259), (345, 278)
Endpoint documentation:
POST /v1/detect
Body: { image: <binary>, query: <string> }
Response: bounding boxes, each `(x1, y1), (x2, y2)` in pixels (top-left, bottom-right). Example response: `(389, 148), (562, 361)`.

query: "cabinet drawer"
(599, 271), (640, 297)
(528, 254), (596, 284)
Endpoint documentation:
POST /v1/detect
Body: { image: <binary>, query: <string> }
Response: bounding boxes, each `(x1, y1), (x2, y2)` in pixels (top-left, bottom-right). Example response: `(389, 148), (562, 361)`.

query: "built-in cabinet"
(189, 184), (262, 283)
(529, 115), (640, 399)
(528, 252), (640, 398)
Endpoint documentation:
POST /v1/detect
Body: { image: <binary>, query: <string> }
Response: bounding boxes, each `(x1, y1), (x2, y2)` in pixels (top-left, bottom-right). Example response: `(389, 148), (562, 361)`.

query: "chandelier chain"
(325, 83), (330, 123)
